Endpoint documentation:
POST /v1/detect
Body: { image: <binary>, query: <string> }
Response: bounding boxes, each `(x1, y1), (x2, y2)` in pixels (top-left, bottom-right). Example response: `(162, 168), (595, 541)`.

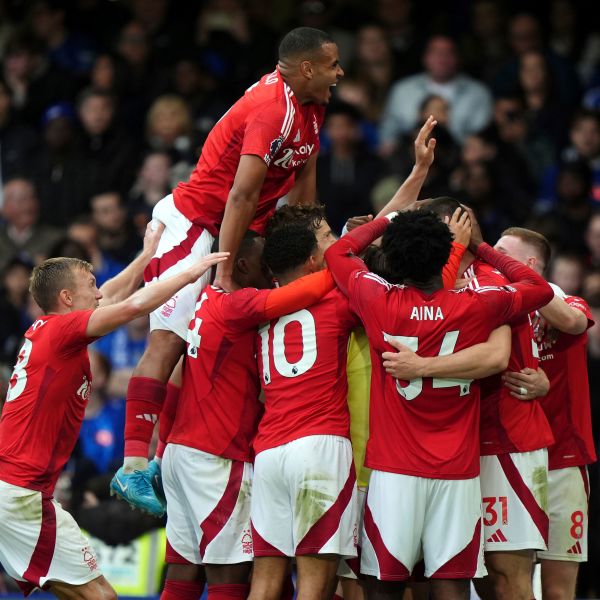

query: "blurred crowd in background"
(1, 0), (600, 596)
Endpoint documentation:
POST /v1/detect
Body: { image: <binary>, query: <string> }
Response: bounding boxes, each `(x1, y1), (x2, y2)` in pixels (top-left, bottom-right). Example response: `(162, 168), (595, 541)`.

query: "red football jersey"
(537, 292), (597, 469)
(0, 311), (95, 495)
(173, 67), (325, 236)
(253, 289), (359, 454)
(465, 260), (554, 455)
(348, 271), (539, 480)
(169, 285), (272, 462)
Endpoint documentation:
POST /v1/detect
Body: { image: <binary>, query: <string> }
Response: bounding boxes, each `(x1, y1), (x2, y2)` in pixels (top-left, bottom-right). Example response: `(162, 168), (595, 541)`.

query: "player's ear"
(300, 60), (313, 79)
(58, 288), (73, 307)
(236, 257), (250, 275)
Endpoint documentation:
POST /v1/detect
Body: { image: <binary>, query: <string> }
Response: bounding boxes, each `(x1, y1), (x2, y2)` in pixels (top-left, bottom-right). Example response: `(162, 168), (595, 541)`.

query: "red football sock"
(332, 595), (343, 600)
(160, 579), (203, 600)
(124, 377), (166, 458)
(207, 583), (250, 600)
(156, 382), (180, 459)
(280, 576), (295, 600)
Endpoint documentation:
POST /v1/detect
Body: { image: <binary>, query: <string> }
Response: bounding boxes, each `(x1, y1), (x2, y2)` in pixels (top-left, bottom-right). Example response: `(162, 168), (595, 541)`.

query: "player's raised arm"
(538, 294), (589, 335)
(325, 214), (394, 295)
(214, 155), (268, 292)
(375, 115), (437, 218)
(87, 252), (229, 337)
(98, 221), (165, 306)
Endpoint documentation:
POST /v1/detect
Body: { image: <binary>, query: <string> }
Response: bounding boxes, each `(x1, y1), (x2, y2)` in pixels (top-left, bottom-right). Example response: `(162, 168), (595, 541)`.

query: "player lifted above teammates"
(0, 224), (227, 600)
(112, 27), (344, 512)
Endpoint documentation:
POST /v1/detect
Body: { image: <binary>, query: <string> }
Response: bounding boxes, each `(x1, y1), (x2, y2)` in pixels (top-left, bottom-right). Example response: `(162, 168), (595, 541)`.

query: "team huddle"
(0, 26), (596, 600)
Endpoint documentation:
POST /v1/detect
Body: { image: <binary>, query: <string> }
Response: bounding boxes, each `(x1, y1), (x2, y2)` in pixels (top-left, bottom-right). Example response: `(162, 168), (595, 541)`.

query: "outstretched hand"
(414, 115), (437, 171)
(190, 252), (230, 283)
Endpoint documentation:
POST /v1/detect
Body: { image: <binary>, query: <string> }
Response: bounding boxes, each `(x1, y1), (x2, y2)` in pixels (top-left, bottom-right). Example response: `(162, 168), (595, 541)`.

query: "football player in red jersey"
(402, 198), (552, 600)
(493, 228), (596, 600)
(0, 224), (227, 599)
(324, 209), (553, 600)
(114, 27), (345, 507)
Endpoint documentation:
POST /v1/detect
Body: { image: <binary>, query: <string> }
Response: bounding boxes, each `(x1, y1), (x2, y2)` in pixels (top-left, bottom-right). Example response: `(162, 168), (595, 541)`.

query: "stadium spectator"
(0, 177), (62, 273)
(67, 215), (125, 287)
(493, 12), (581, 110)
(539, 110), (600, 206)
(91, 191), (142, 264)
(28, 0), (98, 77)
(459, 0), (509, 84)
(145, 94), (197, 172)
(0, 76), (37, 187)
(29, 102), (91, 227)
(1, 30), (75, 126)
(0, 257), (33, 368)
(317, 101), (383, 233)
(77, 88), (140, 198)
(585, 212), (600, 268)
(548, 252), (586, 296)
(129, 150), (173, 235)
(379, 34), (493, 151)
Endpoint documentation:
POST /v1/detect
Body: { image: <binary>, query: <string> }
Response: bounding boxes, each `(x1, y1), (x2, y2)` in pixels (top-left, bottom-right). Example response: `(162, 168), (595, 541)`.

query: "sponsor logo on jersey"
(312, 114), (319, 135)
(269, 135), (284, 158)
(77, 376), (91, 401)
(273, 143), (315, 169)
(293, 129), (301, 142)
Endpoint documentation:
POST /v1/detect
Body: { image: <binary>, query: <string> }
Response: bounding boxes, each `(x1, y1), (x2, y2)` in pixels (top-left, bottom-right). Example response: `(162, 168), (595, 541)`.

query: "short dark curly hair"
(263, 224), (317, 278)
(381, 210), (453, 284)
(265, 204), (327, 237)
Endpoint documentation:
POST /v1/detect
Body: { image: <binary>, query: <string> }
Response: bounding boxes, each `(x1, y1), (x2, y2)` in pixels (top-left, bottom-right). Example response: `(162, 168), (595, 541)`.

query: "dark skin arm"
(285, 153), (318, 206)
(214, 155), (268, 291)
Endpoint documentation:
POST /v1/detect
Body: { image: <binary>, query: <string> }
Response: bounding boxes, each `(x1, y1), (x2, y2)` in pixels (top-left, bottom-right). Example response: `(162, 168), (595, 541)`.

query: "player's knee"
(542, 583), (572, 600)
(77, 578), (117, 600)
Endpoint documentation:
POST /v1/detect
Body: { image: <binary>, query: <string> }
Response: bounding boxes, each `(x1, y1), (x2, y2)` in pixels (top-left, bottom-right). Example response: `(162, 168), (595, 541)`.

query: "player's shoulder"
(466, 258), (506, 287)
(244, 69), (291, 111)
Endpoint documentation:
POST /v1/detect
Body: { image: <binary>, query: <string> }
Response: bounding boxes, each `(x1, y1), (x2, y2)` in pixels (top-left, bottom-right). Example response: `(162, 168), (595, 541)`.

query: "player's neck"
(278, 64), (310, 104)
(405, 275), (443, 295)
(276, 266), (310, 287)
(461, 250), (475, 274)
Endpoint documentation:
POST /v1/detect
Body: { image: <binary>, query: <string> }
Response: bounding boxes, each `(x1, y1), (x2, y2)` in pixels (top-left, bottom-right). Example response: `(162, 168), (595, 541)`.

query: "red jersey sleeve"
(565, 295), (594, 328)
(241, 102), (291, 166)
(473, 243), (554, 326)
(442, 242), (466, 289)
(58, 310), (96, 355)
(325, 216), (390, 296)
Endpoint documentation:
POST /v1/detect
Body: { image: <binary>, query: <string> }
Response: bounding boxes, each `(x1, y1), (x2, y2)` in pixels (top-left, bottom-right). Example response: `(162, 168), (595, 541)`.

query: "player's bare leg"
(130, 329), (185, 387)
(430, 579), (469, 600)
(404, 582), (430, 599)
(48, 575), (116, 600)
(474, 550), (534, 600)
(205, 563), (252, 599)
(363, 576), (405, 600)
(248, 557), (289, 600)
(540, 560), (579, 600)
(295, 554), (339, 600)
(340, 577), (365, 600)
(160, 564), (206, 600)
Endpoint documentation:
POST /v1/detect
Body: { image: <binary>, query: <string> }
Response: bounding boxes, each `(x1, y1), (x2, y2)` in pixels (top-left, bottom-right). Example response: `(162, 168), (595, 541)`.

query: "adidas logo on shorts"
(486, 529), (507, 543)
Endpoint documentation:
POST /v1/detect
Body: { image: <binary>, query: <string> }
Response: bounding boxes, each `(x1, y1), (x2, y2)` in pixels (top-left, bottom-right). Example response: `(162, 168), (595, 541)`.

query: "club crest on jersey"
(410, 306), (444, 320)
